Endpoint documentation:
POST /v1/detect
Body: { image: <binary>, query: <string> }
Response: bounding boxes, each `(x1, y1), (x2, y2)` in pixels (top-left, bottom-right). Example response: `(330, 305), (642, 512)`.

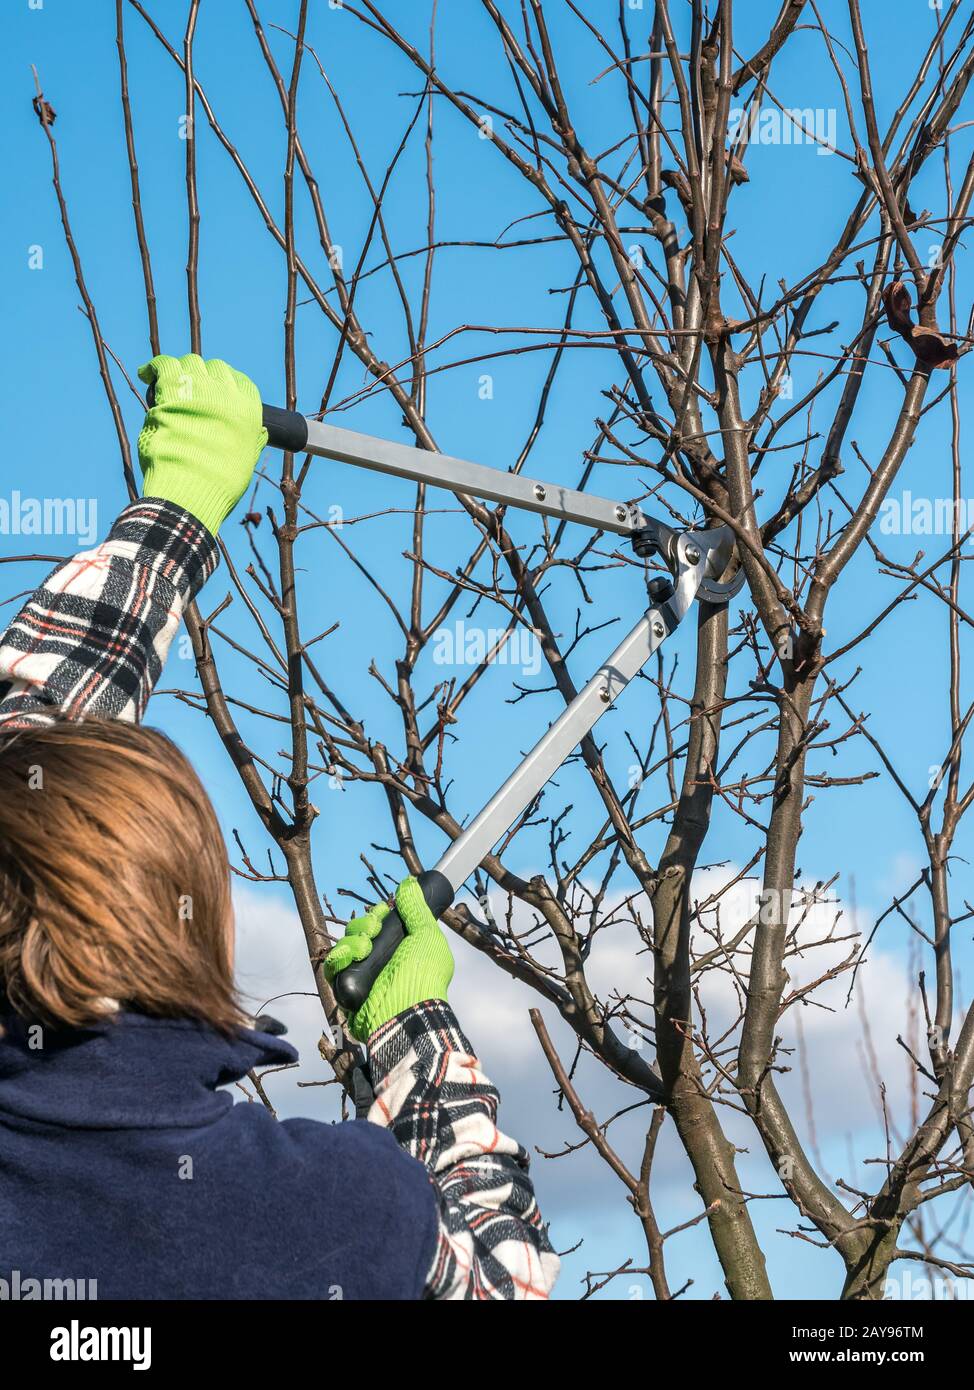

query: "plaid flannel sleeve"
(0, 498), (217, 729)
(366, 999), (560, 1300)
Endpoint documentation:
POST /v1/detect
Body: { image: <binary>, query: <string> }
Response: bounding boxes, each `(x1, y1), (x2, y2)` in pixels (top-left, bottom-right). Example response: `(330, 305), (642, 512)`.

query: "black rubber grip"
(144, 385), (308, 454)
(262, 404), (308, 453)
(332, 869), (455, 1013)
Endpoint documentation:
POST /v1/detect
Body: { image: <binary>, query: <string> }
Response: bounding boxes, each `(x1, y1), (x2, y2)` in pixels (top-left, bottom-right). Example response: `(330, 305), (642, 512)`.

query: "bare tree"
(20, 0), (974, 1299)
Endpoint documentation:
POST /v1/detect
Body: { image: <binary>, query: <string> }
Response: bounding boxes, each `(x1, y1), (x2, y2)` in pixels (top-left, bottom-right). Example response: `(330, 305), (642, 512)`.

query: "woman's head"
(0, 719), (242, 1032)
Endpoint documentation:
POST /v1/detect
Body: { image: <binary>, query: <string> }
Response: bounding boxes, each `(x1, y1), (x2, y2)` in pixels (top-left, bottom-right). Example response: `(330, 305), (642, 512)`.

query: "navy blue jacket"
(0, 1010), (438, 1300)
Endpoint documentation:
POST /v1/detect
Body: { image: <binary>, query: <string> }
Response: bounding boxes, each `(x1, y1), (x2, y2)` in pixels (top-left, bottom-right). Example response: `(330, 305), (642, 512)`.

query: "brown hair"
(0, 719), (243, 1033)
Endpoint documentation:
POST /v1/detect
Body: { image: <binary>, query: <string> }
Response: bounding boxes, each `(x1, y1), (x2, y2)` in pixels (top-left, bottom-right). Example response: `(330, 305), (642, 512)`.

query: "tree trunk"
(653, 599), (773, 1299)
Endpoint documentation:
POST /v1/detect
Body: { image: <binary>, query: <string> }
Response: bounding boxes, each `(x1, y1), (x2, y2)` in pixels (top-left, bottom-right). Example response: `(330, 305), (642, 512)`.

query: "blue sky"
(4, 0), (974, 1299)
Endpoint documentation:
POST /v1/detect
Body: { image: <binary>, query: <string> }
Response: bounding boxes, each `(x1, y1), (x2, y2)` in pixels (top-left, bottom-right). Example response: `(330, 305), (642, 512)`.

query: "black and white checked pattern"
(369, 1000), (559, 1299)
(0, 499), (217, 728)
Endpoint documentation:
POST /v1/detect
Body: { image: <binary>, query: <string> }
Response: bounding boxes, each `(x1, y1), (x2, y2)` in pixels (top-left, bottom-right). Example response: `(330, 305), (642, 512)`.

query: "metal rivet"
(599, 685), (611, 703)
(615, 504), (627, 522)
(534, 484), (546, 501)
(652, 620), (665, 639)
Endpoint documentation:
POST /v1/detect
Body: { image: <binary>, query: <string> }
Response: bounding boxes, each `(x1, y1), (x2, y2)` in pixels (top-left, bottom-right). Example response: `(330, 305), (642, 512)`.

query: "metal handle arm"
(332, 529), (718, 1031)
(265, 407), (647, 535)
(260, 405), (742, 602)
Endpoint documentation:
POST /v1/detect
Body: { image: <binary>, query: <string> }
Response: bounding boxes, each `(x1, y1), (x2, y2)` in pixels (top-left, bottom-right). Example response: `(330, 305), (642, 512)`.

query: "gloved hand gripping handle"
(333, 869), (455, 1012)
(145, 387), (309, 456)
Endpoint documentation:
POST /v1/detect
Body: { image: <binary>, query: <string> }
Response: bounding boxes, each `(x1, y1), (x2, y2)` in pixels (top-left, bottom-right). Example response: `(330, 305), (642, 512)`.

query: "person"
(0, 354), (559, 1301)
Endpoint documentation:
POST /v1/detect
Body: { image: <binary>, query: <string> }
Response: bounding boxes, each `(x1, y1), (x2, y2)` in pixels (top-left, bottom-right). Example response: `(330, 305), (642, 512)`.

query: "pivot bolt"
(685, 544), (701, 565)
(652, 619), (665, 639)
(615, 504), (628, 523)
(534, 484), (546, 501)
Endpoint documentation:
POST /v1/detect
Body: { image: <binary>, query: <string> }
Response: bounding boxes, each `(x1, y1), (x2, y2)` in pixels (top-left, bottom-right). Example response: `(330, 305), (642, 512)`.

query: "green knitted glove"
(324, 877), (454, 1042)
(136, 353), (268, 537)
